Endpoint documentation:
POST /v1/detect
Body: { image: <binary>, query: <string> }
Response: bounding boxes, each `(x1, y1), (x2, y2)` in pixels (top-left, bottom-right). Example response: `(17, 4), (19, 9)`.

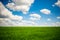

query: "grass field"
(0, 27), (60, 40)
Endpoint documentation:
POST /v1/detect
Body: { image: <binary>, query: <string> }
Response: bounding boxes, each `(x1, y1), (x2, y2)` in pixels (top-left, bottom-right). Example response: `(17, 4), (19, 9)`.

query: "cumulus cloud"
(47, 18), (51, 21)
(51, 22), (60, 26)
(18, 20), (38, 26)
(9, 15), (23, 21)
(52, 5), (55, 7)
(0, 2), (13, 18)
(0, 2), (23, 20)
(6, 0), (34, 14)
(0, 2), (60, 26)
(6, 3), (16, 10)
(55, 0), (60, 7)
(57, 16), (60, 19)
(13, 0), (34, 5)
(39, 22), (60, 26)
(0, 18), (15, 26)
(30, 13), (41, 21)
(0, 2), (38, 26)
(40, 9), (51, 14)
(0, 2), (24, 26)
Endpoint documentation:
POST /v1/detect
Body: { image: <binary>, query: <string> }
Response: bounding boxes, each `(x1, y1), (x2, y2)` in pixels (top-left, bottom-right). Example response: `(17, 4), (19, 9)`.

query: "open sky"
(0, 0), (60, 26)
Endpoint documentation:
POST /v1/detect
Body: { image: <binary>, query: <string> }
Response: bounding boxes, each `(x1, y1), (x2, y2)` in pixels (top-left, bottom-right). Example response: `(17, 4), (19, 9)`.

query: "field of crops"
(0, 27), (60, 40)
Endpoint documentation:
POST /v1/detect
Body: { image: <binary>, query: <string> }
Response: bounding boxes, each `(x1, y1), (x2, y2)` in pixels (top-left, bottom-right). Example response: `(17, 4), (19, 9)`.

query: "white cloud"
(19, 20), (38, 26)
(39, 22), (60, 26)
(0, 18), (16, 26)
(0, 2), (23, 21)
(55, 0), (60, 7)
(6, 0), (34, 14)
(6, 3), (16, 11)
(0, 2), (24, 26)
(9, 15), (23, 21)
(52, 5), (55, 7)
(30, 13), (41, 21)
(40, 9), (51, 14)
(52, 22), (60, 26)
(13, 0), (34, 5)
(0, 2), (38, 26)
(0, 18), (38, 26)
(0, 2), (13, 18)
(0, 2), (60, 26)
(47, 18), (51, 21)
(57, 16), (60, 19)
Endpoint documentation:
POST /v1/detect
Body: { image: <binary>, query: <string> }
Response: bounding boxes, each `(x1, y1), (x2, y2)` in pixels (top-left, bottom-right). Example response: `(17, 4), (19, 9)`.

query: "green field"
(0, 27), (60, 40)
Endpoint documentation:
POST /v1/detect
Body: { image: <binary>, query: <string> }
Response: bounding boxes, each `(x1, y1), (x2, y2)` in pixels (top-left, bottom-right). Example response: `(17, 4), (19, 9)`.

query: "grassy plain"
(0, 26), (60, 40)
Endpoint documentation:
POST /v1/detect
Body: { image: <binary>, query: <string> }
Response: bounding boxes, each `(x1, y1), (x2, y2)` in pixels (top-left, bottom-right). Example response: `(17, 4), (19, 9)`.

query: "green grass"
(0, 27), (60, 40)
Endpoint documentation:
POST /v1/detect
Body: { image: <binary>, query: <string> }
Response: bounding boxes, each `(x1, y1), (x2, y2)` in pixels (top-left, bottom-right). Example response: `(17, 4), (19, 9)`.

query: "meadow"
(0, 26), (60, 40)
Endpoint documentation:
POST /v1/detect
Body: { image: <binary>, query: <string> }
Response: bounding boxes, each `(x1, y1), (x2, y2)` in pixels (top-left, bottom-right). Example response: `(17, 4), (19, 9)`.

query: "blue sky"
(0, 0), (60, 26)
